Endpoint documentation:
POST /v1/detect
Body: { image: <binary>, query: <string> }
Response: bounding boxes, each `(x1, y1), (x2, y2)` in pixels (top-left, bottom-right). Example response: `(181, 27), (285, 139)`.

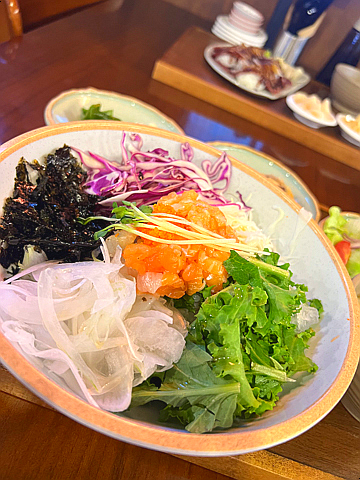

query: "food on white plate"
(342, 114), (360, 135)
(211, 44), (302, 94)
(0, 135), (323, 433)
(292, 92), (335, 123)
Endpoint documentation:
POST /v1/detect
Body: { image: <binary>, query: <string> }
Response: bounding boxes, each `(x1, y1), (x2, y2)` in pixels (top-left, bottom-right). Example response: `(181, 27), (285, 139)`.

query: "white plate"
(286, 95), (337, 129)
(212, 23), (265, 48)
(44, 88), (184, 135)
(211, 26), (243, 46)
(204, 43), (311, 100)
(337, 114), (360, 147)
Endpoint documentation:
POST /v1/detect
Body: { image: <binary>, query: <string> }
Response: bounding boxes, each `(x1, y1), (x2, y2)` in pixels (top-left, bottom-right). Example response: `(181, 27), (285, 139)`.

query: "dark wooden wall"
(18, 0), (104, 30)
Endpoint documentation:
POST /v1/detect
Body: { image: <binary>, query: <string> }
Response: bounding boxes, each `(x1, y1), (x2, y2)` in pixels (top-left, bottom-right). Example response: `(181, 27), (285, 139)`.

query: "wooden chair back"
(0, 0), (22, 43)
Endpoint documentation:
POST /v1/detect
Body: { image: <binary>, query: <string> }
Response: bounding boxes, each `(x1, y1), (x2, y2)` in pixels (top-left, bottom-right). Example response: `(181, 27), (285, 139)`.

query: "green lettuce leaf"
(130, 342), (240, 433)
(323, 206), (347, 245)
(347, 249), (360, 278)
(131, 251), (321, 432)
(190, 252), (319, 417)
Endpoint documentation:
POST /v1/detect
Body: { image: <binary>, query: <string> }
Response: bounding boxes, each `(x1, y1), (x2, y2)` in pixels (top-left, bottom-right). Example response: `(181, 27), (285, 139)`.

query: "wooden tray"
(152, 27), (360, 171)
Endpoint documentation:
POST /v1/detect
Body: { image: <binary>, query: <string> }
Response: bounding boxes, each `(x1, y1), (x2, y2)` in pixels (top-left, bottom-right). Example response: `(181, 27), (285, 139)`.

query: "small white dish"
(212, 24), (265, 48)
(286, 94), (337, 129)
(336, 114), (360, 147)
(204, 43), (310, 100)
(44, 88), (184, 135)
(215, 15), (267, 46)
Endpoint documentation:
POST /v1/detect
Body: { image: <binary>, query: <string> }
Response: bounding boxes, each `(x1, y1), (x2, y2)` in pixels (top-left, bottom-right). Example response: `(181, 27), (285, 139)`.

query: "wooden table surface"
(0, 1), (359, 479)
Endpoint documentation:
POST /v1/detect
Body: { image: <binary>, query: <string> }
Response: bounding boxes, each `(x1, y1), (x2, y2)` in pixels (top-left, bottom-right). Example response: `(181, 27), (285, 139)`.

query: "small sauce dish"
(286, 93), (337, 129)
(336, 114), (360, 147)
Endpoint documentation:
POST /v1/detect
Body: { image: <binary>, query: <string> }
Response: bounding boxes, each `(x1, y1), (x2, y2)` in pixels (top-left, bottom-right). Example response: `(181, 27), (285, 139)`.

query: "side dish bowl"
(319, 210), (360, 422)
(336, 114), (360, 147)
(208, 141), (320, 221)
(286, 94), (337, 129)
(0, 122), (359, 456)
(44, 88), (184, 135)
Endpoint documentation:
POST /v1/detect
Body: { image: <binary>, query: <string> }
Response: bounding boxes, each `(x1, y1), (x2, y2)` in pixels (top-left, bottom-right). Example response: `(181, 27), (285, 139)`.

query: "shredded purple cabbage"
(72, 133), (251, 211)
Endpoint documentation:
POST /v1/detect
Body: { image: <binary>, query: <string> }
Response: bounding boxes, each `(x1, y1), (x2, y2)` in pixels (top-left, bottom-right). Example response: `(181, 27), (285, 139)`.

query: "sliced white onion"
(0, 256), (187, 412)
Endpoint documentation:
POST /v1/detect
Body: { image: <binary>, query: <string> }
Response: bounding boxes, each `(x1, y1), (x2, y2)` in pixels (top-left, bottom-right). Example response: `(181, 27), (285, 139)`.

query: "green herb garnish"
(78, 202), (152, 240)
(81, 104), (120, 121)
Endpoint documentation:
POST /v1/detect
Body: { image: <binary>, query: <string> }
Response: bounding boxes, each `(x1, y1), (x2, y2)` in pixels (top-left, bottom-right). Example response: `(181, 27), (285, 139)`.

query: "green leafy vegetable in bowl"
(131, 251), (321, 433)
(81, 104), (120, 121)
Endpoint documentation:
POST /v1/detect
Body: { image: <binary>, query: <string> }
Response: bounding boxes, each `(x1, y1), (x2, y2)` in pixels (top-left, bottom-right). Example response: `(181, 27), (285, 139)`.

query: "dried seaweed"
(0, 146), (103, 269)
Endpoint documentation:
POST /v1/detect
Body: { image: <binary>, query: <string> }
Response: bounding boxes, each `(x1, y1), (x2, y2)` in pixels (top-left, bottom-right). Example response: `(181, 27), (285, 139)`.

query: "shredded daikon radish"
(219, 205), (273, 252)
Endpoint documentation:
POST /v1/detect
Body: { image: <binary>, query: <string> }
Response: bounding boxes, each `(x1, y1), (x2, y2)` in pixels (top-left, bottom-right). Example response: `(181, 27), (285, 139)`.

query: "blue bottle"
(316, 17), (360, 86)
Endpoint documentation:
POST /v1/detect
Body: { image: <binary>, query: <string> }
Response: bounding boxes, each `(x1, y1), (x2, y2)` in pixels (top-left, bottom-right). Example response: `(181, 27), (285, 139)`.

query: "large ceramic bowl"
(44, 88), (184, 134)
(0, 122), (359, 456)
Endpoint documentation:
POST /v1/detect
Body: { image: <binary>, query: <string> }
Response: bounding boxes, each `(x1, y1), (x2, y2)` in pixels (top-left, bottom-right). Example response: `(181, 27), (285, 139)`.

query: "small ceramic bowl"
(336, 114), (360, 147)
(286, 94), (337, 129)
(228, 5), (264, 34)
(44, 88), (184, 135)
(330, 64), (360, 116)
(208, 141), (320, 221)
(319, 210), (360, 423)
(228, 15), (262, 35)
(213, 16), (267, 48)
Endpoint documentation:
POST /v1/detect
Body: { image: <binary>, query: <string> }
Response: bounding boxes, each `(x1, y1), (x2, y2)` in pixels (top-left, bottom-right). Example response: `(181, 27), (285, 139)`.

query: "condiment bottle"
(316, 17), (360, 86)
(287, 0), (333, 35)
(272, 0), (334, 65)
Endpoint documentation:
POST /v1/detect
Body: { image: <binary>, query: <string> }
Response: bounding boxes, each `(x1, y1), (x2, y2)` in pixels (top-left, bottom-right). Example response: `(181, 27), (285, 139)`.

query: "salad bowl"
(319, 208), (360, 423)
(0, 122), (359, 456)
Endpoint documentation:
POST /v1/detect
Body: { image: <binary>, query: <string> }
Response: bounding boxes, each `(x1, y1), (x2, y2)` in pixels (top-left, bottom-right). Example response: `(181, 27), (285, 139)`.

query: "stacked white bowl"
(212, 1), (267, 48)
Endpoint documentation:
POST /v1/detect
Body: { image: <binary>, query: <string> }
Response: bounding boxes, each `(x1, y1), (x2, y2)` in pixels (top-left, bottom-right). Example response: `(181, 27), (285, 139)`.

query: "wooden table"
(0, 1), (359, 479)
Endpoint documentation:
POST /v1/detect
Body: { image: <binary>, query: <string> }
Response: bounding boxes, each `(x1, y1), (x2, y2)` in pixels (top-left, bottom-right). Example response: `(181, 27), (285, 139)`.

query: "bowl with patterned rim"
(44, 87), (184, 135)
(0, 122), (359, 456)
(208, 141), (320, 221)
